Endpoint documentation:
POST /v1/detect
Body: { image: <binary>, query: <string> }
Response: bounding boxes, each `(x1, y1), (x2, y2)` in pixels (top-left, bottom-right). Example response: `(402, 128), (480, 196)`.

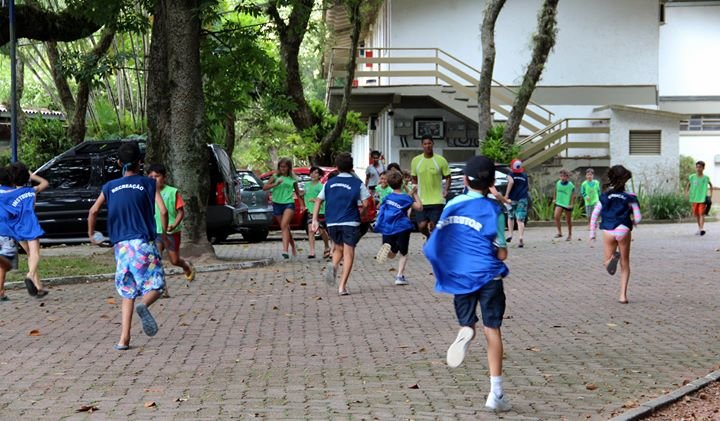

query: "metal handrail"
(330, 47), (555, 120)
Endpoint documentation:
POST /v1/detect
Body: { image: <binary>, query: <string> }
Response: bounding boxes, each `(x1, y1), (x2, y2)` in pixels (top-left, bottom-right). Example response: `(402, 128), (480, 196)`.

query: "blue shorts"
(416, 204), (444, 224)
(453, 277), (506, 328)
(328, 225), (360, 247)
(273, 202), (295, 217)
(114, 240), (166, 299)
(382, 230), (411, 256)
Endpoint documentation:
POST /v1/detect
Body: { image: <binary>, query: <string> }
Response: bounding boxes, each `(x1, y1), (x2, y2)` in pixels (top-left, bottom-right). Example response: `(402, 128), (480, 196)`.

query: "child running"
(303, 166), (330, 259)
(686, 160), (712, 236)
(8, 162), (49, 297)
(424, 156), (512, 412)
(311, 153), (371, 296)
(374, 170), (422, 285)
(589, 165), (642, 304)
(581, 168), (601, 220)
(0, 167), (18, 301)
(374, 172), (393, 204)
(88, 142), (169, 350)
(553, 169), (575, 241)
(263, 158), (302, 259)
(147, 164), (196, 298)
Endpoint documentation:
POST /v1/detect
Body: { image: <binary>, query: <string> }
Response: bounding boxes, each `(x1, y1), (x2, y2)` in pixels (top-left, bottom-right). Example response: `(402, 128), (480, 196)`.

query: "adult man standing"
(411, 135), (451, 237)
(365, 150), (386, 192)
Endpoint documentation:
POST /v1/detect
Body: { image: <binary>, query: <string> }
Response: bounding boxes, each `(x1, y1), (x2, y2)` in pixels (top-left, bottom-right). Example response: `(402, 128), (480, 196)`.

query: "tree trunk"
(477, 0), (506, 143)
(266, 0), (317, 131)
(317, 0), (363, 164)
(45, 41), (76, 116)
(147, 0), (213, 257)
(503, 0), (559, 144)
(224, 112), (236, 158)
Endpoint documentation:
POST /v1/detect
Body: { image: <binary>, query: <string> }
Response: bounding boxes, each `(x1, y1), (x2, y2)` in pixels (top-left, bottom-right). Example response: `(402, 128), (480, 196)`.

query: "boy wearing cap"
(505, 159), (529, 248)
(88, 142), (169, 350)
(423, 155), (512, 412)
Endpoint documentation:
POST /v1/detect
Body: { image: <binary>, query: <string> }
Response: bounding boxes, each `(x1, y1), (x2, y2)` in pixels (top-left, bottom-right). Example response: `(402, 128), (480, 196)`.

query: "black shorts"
(307, 214), (327, 230)
(328, 225), (360, 247)
(382, 230), (411, 256)
(453, 277), (506, 328)
(416, 204), (444, 224)
(555, 204), (572, 212)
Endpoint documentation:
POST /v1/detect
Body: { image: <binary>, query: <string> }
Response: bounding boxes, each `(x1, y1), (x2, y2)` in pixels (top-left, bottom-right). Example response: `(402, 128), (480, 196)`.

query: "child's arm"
(494, 211), (508, 261)
(169, 192), (184, 232)
(631, 202), (642, 226)
(588, 202), (602, 240)
(88, 192), (106, 243)
(310, 198), (323, 233)
(410, 189), (423, 211)
(262, 175), (278, 191)
(580, 183), (587, 201)
(569, 186), (576, 207)
(505, 176), (514, 199)
(155, 190), (169, 234)
(30, 172), (49, 194)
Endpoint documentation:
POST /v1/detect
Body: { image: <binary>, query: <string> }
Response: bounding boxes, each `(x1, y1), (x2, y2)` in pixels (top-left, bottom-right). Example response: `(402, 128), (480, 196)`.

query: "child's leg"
(338, 244), (355, 293)
(0, 256), (10, 298)
(506, 215), (514, 239)
(279, 208), (294, 254)
(517, 219), (526, 242)
(553, 206), (563, 235)
(484, 327), (504, 377)
(698, 210), (705, 231)
(565, 209), (573, 239)
(602, 231), (619, 267)
(22, 239), (44, 291)
(307, 223), (317, 257)
(397, 253), (408, 276)
(119, 297), (135, 346)
(320, 227), (330, 251)
(617, 232), (632, 303)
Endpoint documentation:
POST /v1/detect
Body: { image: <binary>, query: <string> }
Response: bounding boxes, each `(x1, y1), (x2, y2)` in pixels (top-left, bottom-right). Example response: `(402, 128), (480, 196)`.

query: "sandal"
(24, 278), (38, 296)
(606, 251), (620, 275)
(518, 239), (524, 248)
(114, 344), (130, 351)
(308, 255), (316, 259)
(0, 294), (8, 301)
(553, 234), (563, 239)
(35, 290), (48, 298)
(323, 249), (331, 259)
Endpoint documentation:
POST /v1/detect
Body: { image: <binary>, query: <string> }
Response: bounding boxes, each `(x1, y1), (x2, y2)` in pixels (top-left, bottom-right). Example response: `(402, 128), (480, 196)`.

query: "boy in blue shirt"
(88, 142), (169, 350)
(374, 170), (422, 285)
(7, 162), (50, 298)
(0, 167), (19, 301)
(424, 156), (512, 412)
(311, 153), (371, 296)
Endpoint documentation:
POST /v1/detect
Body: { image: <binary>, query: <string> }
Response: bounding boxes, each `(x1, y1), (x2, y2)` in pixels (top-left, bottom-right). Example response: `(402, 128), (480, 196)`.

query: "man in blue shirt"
(506, 158), (530, 248)
(311, 153), (371, 296)
(88, 142), (169, 351)
(423, 155), (512, 412)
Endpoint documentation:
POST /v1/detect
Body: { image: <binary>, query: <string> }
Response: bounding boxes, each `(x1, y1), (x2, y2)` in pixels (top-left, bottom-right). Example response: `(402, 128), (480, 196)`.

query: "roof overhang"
(593, 105), (690, 120)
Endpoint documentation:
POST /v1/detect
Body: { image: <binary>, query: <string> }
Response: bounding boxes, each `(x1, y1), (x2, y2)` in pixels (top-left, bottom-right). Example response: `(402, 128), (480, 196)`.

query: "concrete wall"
(389, 0), (659, 87)
(659, 3), (720, 97)
(602, 109), (680, 192)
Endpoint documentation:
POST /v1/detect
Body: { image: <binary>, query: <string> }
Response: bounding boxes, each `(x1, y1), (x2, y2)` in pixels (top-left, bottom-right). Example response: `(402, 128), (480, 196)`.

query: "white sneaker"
(324, 262), (336, 286)
(446, 326), (474, 368)
(376, 243), (392, 263)
(394, 275), (408, 286)
(485, 392), (512, 412)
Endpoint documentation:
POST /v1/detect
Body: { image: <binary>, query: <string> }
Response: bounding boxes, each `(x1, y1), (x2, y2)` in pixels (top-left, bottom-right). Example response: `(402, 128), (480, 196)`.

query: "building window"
(680, 115), (720, 132)
(659, 3), (665, 24)
(629, 130), (661, 155)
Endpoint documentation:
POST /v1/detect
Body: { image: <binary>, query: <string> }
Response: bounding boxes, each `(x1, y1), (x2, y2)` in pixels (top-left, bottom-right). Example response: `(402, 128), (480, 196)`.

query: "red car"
(259, 167), (377, 234)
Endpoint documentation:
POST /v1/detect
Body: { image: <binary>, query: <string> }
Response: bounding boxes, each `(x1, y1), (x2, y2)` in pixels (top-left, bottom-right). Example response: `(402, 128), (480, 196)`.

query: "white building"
(326, 0), (720, 191)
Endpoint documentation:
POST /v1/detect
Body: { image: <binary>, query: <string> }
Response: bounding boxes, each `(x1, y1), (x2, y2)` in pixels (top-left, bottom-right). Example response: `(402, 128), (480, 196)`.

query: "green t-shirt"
(303, 181), (325, 214)
(688, 173), (711, 203)
(376, 185), (393, 203)
(155, 185), (182, 234)
(581, 180), (601, 206)
(411, 154), (450, 205)
(555, 180), (575, 208)
(269, 175), (296, 204)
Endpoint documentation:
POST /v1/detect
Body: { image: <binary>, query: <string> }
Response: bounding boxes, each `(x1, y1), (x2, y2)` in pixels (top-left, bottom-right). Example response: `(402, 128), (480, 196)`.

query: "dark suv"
(34, 139), (247, 243)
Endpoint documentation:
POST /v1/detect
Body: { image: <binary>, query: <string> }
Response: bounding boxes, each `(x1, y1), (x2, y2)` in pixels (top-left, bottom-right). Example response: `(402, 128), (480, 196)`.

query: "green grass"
(6, 253), (116, 282)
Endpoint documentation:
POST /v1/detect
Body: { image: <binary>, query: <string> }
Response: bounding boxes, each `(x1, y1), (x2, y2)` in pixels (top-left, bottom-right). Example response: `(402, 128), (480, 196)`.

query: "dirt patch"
(642, 380), (720, 420)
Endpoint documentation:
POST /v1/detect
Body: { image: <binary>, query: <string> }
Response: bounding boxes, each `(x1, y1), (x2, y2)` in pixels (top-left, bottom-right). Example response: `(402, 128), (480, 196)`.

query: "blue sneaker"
(135, 303), (158, 337)
(394, 275), (408, 286)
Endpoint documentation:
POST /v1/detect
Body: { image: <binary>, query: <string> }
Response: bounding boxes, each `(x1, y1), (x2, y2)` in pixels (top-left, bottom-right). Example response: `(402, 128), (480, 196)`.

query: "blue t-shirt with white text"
(1, 186), (45, 241)
(375, 192), (414, 235)
(0, 186), (21, 238)
(101, 175), (157, 244)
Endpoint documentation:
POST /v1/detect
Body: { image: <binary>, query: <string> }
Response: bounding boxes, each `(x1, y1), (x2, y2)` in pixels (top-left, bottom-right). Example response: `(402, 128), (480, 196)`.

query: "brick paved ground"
(0, 222), (719, 420)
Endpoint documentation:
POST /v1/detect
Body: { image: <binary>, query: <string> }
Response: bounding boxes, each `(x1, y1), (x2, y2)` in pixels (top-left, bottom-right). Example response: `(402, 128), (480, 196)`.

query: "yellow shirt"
(411, 154), (450, 205)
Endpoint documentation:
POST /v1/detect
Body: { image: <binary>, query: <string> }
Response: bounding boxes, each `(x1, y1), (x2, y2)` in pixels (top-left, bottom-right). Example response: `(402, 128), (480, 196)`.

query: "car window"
(38, 157), (92, 189)
(237, 172), (262, 191)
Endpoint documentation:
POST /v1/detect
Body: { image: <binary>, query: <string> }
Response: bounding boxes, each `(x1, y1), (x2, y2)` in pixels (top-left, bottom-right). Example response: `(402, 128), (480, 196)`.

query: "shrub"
(646, 193), (690, 220)
(481, 124), (520, 164)
(19, 117), (74, 170)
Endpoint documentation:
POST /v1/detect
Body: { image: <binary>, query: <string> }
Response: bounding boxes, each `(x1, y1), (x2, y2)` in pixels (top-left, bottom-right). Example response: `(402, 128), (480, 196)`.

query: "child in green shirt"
(304, 167), (330, 258)
(686, 160), (713, 235)
(553, 169), (575, 241)
(374, 172), (393, 204)
(581, 168), (601, 220)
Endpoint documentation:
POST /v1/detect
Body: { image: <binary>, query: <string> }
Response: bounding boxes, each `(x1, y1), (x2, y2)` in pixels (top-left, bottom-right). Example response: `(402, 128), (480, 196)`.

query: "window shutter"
(629, 130), (661, 155)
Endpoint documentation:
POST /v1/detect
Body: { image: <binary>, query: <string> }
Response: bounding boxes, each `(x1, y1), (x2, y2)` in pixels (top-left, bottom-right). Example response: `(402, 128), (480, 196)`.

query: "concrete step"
(454, 97), (470, 102)
(441, 89), (456, 94)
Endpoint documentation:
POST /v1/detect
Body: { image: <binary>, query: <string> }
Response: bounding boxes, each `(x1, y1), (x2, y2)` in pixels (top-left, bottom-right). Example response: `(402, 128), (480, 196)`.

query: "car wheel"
(242, 229), (269, 243)
(207, 231), (229, 244)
